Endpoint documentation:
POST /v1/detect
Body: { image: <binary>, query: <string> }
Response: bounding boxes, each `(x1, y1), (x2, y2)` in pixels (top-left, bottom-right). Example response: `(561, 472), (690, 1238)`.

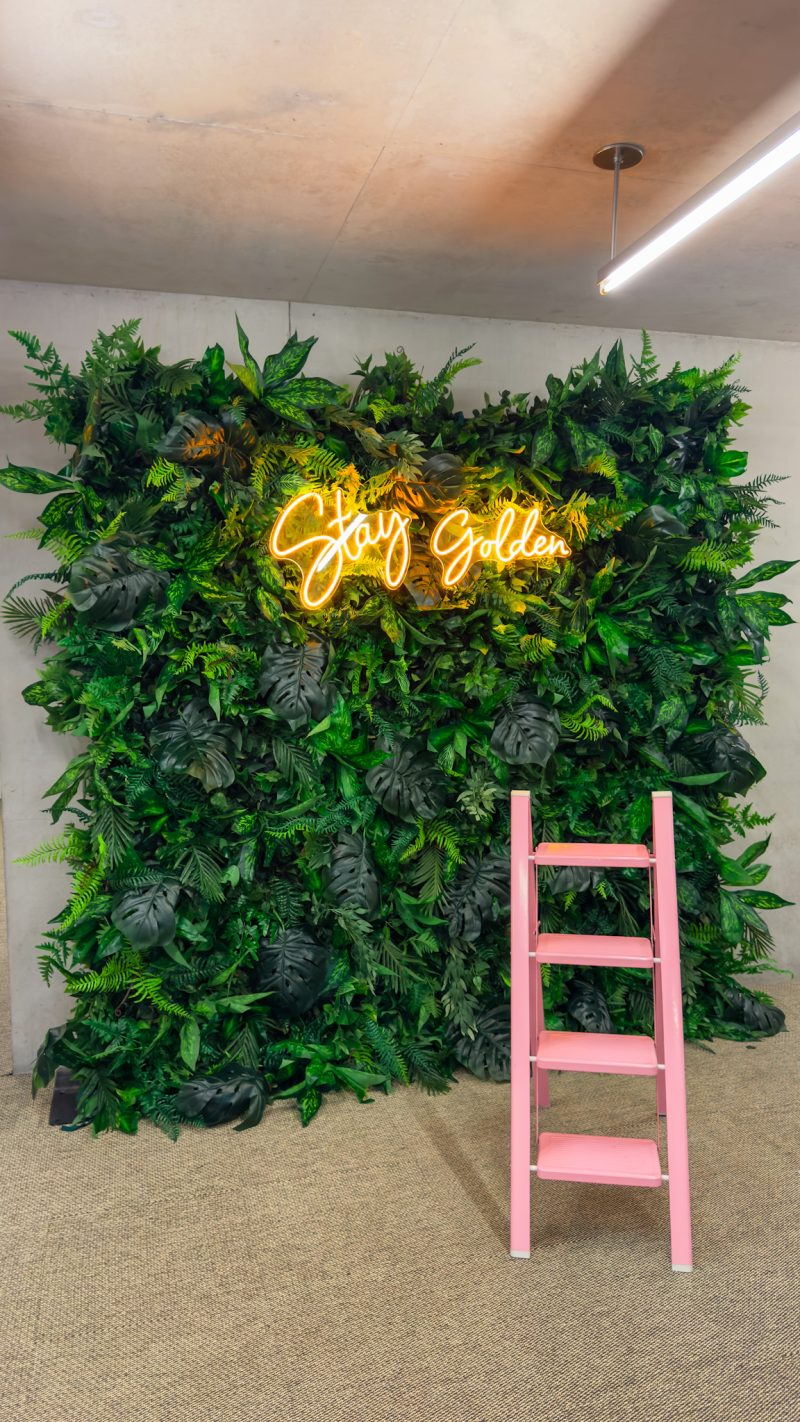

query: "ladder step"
(535, 841), (651, 869)
(536, 1030), (658, 1076)
(535, 1132), (662, 1187)
(536, 932), (653, 968)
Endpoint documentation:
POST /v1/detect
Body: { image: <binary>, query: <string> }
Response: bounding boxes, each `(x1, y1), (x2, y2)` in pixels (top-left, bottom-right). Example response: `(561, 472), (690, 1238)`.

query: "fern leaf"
(177, 846), (226, 903)
(364, 1020), (409, 1083)
(2, 590), (62, 645)
(15, 830), (74, 866)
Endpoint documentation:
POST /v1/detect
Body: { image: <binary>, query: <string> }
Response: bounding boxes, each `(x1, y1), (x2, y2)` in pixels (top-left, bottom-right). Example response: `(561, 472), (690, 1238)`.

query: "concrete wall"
(1, 279), (797, 1070)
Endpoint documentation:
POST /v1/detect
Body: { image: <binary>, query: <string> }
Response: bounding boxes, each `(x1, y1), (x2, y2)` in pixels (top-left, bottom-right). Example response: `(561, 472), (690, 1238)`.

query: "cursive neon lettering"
(430, 503), (570, 587)
(269, 489), (412, 608)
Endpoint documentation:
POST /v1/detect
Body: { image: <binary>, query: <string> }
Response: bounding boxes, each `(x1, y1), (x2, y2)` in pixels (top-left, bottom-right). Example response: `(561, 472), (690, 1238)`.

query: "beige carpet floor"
(1, 986), (797, 1422)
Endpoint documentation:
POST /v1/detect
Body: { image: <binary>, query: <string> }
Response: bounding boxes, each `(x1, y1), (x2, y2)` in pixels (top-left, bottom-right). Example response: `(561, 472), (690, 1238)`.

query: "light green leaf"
(736, 889), (793, 911)
(180, 1017), (200, 1071)
(0, 463), (73, 494)
(734, 560), (797, 589)
(594, 613), (629, 659)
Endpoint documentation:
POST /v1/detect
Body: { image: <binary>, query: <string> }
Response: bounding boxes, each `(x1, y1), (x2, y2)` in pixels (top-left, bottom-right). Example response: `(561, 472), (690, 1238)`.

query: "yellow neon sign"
(268, 488), (412, 610)
(268, 491), (570, 607)
(430, 504), (571, 587)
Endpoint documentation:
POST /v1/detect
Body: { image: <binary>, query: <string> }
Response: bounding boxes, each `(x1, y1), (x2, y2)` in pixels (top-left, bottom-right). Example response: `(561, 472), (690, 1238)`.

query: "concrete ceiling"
(2, 0), (800, 339)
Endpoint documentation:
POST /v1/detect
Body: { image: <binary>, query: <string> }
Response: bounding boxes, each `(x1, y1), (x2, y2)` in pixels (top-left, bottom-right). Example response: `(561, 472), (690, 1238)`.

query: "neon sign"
(268, 489), (412, 610)
(430, 505), (570, 587)
(268, 491), (570, 608)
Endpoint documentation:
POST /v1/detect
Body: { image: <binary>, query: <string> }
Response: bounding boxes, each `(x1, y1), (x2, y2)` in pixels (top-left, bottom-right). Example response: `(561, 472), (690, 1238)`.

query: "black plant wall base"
(48, 1067), (79, 1126)
(0, 323), (790, 1138)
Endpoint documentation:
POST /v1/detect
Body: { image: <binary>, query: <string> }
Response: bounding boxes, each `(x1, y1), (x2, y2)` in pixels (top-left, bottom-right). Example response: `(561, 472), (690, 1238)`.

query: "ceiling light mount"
(596, 111), (800, 296)
(593, 143), (646, 260)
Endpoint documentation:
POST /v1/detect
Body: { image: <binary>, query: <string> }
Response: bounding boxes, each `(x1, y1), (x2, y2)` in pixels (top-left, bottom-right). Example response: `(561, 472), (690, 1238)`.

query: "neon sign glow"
(268, 489), (412, 610)
(430, 504), (570, 587)
(268, 491), (570, 608)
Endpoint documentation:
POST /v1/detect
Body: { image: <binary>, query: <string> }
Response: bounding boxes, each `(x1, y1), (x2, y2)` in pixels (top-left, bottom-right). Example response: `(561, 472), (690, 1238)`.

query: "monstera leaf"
(548, 865), (601, 895)
(151, 699), (241, 790)
(490, 696), (560, 767)
(402, 537), (442, 608)
(453, 1004), (510, 1081)
(259, 640), (334, 726)
(257, 929), (330, 1016)
(365, 741), (445, 821)
(68, 544), (168, 631)
(158, 409), (257, 477)
(718, 985), (785, 1036)
(327, 833), (380, 914)
(175, 1068), (268, 1131)
(394, 452), (466, 514)
(567, 981), (613, 1033)
(443, 853), (507, 941)
(700, 729), (766, 794)
(111, 881), (180, 949)
(623, 505), (691, 563)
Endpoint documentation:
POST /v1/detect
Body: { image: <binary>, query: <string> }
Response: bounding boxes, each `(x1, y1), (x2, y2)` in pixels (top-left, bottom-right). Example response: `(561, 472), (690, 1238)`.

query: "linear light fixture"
(596, 112), (800, 295)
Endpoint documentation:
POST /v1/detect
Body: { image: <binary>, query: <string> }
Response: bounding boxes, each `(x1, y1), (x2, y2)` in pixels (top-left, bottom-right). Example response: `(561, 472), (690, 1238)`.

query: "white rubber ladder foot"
(672, 1264), (693, 1272)
(510, 1250), (530, 1259)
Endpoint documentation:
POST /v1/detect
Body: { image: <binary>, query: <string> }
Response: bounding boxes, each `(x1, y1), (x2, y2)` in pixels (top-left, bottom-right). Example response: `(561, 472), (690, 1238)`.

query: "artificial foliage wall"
(0, 321), (790, 1136)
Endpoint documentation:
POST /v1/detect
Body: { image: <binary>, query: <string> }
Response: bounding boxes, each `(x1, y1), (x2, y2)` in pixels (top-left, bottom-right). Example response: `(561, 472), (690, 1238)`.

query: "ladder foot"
(672, 1263), (693, 1272)
(510, 1250), (530, 1259)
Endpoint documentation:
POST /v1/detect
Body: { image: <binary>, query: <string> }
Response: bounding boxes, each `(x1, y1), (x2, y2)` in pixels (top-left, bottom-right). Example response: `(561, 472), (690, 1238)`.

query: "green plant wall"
(0, 321), (790, 1136)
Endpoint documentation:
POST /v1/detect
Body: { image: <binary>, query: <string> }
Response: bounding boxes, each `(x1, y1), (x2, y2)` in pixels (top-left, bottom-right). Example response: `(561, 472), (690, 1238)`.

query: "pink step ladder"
(509, 790), (692, 1271)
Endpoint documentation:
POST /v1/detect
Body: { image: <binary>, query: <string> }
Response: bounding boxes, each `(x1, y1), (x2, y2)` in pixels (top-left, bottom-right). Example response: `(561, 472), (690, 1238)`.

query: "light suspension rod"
(593, 142), (645, 263)
(598, 111), (800, 295)
(610, 148), (621, 259)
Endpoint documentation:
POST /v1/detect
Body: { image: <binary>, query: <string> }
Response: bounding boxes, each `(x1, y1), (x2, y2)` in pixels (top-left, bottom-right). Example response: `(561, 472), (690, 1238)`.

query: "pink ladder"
(509, 790), (692, 1271)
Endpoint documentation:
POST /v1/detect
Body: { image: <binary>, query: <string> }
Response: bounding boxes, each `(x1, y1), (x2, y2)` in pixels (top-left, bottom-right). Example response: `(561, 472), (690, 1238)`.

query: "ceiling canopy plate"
(592, 143), (646, 171)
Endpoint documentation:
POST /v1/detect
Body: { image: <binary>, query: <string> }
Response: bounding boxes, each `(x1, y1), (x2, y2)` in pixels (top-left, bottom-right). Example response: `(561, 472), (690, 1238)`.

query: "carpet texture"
(1, 986), (797, 1422)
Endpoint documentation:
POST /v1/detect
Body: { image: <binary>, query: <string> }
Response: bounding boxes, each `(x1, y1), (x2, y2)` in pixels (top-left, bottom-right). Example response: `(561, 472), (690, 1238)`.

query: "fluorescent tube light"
(597, 112), (800, 294)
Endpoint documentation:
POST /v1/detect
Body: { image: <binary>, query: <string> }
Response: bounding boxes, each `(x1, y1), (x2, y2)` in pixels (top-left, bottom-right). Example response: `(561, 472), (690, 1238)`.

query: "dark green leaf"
(158, 410), (257, 477)
(32, 1023), (70, 1094)
(718, 986), (785, 1035)
(567, 981), (613, 1032)
(151, 700), (241, 791)
(257, 929), (330, 1016)
(69, 545), (168, 632)
(623, 505), (691, 562)
(365, 741), (445, 821)
(442, 853), (507, 941)
(700, 730), (765, 794)
(175, 1068), (268, 1131)
(111, 882), (180, 949)
(490, 695), (560, 766)
(453, 1005), (510, 1081)
(327, 833), (380, 914)
(259, 640), (334, 727)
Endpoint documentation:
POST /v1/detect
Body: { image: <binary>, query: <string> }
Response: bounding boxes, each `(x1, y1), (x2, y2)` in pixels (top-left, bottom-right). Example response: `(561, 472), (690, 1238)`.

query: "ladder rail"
(529, 846), (550, 1114)
(509, 791), (533, 1258)
(652, 791), (693, 1271)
